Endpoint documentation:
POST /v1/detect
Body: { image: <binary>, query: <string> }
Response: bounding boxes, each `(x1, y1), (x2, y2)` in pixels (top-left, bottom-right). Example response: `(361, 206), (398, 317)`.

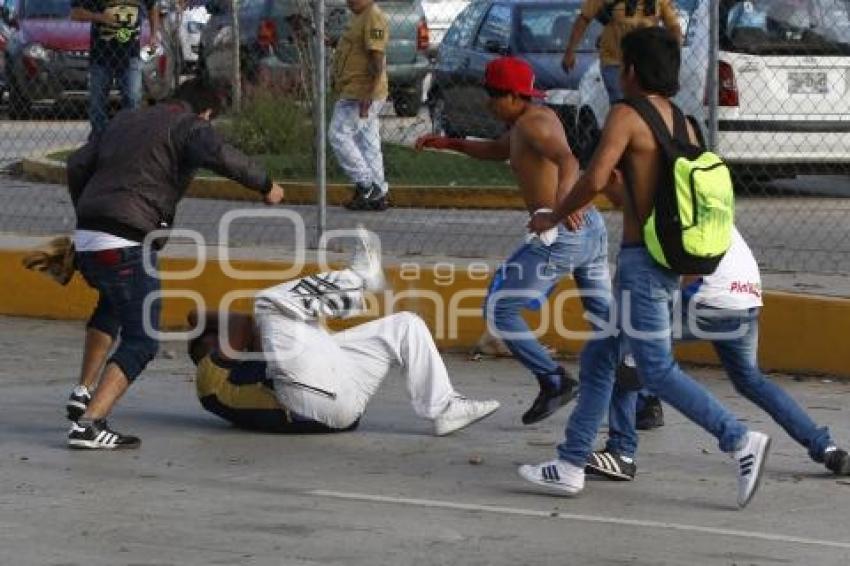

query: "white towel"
(526, 208), (559, 246)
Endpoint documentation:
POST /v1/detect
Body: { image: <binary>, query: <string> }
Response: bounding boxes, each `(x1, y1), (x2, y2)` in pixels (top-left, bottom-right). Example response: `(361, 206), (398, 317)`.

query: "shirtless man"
(416, 56), (611, 425)
(520, 27), (770, 508)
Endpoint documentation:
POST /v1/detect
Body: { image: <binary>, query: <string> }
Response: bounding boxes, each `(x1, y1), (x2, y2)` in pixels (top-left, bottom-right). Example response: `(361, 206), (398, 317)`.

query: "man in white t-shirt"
(586, 227), (850, 480)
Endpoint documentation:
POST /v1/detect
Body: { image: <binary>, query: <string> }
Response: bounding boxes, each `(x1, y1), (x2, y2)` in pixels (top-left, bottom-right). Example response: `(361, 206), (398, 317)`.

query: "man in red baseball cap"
(416, 56), (613, 426)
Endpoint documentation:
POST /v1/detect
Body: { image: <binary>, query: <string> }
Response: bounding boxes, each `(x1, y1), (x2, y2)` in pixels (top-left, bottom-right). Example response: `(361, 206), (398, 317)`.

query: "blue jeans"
(484, 207), (611, 380)
(88, 58), (143, 136)
(76, 246), (160, 381)
(557, 245), (748, 466)
(607, 300), (834, 462)
(601, 64), (623, 103)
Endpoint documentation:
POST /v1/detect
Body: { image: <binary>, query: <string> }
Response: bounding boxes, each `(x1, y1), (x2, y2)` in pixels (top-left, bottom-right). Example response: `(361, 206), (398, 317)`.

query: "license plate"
(788, 71), (828, 95)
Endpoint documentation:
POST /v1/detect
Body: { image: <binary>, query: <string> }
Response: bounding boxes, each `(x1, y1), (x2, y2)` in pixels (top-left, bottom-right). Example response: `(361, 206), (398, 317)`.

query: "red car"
(2, 0), (176, 119)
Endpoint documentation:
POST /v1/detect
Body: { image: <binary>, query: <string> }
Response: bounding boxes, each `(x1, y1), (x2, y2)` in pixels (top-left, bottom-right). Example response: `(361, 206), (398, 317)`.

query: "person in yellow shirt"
(562, 0), (682, 102)
(330, 0), (391, 211)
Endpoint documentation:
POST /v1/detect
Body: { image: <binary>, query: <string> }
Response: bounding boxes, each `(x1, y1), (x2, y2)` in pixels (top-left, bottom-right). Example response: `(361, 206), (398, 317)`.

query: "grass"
(48, 143), (515, 188)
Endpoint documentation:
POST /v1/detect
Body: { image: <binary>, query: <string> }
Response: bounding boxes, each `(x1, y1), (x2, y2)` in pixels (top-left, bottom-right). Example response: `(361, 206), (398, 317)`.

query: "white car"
(418, 0), (470, 54)
(677, 0), (850, 176)
(178, 0), (210, 72)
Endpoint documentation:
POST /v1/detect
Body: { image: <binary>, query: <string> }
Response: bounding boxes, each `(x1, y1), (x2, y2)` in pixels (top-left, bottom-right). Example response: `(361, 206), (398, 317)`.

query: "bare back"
(508, 105), (577, 213)
(620, 96), (699, 244)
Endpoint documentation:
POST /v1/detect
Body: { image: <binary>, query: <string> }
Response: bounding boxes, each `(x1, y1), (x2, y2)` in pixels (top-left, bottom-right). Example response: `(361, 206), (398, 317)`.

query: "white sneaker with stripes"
(67, 419), (141, 450)
(734, 430), (771, 508)
(518, 459), (585, 496)
(432, 395), (500, 436)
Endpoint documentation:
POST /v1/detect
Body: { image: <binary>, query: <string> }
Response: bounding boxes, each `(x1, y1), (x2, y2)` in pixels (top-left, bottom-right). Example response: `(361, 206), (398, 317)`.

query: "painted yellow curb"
(1, 249), (847, 377)
(21, 156), (615, 211)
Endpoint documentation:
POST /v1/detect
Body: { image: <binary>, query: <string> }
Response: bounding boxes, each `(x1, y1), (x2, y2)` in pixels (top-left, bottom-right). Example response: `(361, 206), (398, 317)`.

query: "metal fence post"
(706, 0), (719, 151)
(315, 0), (328, 241)
(231, 0), (241, 113)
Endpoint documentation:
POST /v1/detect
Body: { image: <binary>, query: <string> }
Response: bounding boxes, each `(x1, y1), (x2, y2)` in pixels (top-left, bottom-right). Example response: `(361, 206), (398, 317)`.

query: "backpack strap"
(621, 97), (677, 159)
(686, 115), (707, 150)
(670, 103), (689, 145)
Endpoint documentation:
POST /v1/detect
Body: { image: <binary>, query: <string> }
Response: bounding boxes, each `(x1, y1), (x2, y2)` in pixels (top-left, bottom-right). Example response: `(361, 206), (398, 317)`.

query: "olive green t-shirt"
(581, 0), (680, 66)
(332, 3), (390, 100)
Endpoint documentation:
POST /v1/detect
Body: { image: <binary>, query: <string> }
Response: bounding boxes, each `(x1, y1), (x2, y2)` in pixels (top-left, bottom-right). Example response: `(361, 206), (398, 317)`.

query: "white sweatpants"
(328, 99), (387, 193)
(254, 275), (455, 429)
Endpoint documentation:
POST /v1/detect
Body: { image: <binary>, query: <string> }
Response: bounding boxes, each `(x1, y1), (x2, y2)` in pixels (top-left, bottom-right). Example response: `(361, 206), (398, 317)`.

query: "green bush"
(222, 92), (315, 158)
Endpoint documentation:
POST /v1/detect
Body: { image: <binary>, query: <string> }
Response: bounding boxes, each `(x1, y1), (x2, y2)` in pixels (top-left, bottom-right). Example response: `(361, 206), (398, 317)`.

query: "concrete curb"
(21, 155), (615, 211)
(2, 245), (847, 378)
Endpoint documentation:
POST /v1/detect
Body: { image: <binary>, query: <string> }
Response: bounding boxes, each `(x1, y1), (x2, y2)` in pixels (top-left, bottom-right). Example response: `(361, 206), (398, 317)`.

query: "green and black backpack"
(623, 97), (735, 274)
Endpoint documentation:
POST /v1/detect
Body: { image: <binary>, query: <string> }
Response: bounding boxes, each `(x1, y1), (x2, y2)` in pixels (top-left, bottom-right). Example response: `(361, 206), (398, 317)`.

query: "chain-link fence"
(0, 0), (848, 276)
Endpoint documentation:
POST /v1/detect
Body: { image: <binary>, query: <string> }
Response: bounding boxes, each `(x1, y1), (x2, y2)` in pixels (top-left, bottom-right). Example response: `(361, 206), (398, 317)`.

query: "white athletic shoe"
(733, 430), (771, 508)
(518, 459), (585, 496)
(433, 395), (500, 436)
(350, 225), (386, 292)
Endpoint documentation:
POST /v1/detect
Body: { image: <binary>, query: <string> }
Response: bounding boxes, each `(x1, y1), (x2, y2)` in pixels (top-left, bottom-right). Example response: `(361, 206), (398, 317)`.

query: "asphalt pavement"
(1, 316), (849, 565)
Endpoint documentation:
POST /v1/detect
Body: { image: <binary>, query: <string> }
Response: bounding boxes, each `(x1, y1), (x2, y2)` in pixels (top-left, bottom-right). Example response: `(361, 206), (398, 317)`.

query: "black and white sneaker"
(68, 420), (141, 450)
(734, 431), (771, 508)
(585, 450), (637, 481)
(824, 447), (850, 476)
(345, 183), (389, 211)
(66, 385), (91, 422)
(522, 369), (579, 425)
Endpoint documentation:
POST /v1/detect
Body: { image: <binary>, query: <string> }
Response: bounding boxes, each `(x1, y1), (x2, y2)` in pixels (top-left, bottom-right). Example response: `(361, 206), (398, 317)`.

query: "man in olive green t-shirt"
(329, 0), (390, 211)
(562, 0), (682, 102)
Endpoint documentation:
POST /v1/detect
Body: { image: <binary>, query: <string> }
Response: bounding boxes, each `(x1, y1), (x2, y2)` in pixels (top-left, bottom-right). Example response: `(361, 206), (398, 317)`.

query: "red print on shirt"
(729, 281), (761, 298)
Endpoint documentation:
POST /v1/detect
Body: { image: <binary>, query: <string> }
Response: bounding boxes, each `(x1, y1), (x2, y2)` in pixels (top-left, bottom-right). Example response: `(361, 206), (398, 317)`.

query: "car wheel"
(7, 81), (32, 120)
(429, 93), (462, 138)
(577, 108), (600, 167)
(392, 84), (422, 118)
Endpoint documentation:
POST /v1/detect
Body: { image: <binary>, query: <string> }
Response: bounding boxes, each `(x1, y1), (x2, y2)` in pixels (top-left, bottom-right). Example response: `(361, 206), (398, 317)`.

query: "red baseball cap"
(484, 57), (546, 99)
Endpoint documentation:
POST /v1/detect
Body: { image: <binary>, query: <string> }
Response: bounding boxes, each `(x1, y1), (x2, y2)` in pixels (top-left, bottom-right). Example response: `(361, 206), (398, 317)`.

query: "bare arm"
(602, 169), (625, 208)
(415, 132), (510, 161)
(529, 105), (633, 233)
(564, 15), (590, 58)
(366, 50), (384, 99)
(148, 2), (161, 46)
(659, 0), (683, 45)
(551, 106), (632, 219)
(520, 115), (579, 202)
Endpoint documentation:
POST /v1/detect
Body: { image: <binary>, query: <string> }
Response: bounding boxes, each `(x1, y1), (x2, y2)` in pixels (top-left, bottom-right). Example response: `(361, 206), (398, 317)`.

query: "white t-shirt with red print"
(692, 227), (763, 310)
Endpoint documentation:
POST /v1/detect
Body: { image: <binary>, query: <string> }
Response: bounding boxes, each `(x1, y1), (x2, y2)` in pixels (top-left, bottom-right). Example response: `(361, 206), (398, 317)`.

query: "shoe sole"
(739, 435), (771, 509)
(434, 403), (500, 436)
(517, 467), (582, 496)
(521, 387), (578, 425)
(68, 439), (141, 450)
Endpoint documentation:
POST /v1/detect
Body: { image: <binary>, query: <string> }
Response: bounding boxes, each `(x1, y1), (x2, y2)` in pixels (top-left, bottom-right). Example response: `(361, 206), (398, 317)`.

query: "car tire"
(7, 81), (32, 120)
(429, 93), (462, 138)
(392, 85), (422, 118)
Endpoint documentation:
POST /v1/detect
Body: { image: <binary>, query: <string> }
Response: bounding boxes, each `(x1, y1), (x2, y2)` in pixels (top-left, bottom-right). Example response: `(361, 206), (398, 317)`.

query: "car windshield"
(517, 4), (601, 53)
(721, 0), (850, 55)
(22, 0), (71, 19)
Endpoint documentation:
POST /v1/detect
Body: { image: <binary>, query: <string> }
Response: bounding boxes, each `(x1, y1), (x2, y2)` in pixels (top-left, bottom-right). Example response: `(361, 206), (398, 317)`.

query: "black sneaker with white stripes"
(68, 419), (141, 450)
(66, 385), (91, 422)
(585, 450), (637, 481)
